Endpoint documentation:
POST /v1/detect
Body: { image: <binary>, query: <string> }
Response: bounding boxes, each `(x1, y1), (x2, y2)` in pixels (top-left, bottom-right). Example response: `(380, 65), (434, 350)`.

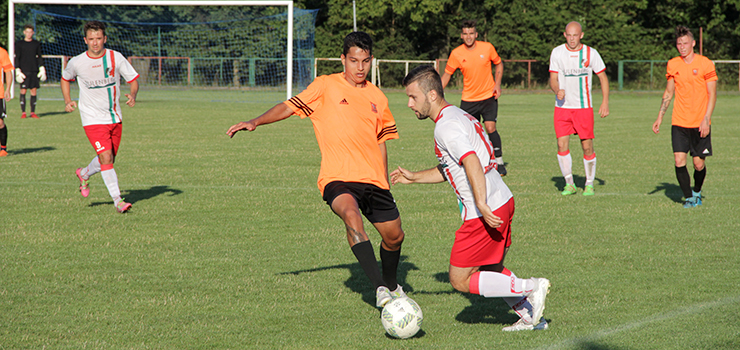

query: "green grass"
(1, 87), (739, 349)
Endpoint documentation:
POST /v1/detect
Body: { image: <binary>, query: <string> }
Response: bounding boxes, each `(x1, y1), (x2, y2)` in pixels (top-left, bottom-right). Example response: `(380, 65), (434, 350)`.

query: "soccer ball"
(381, 297), (423, 339)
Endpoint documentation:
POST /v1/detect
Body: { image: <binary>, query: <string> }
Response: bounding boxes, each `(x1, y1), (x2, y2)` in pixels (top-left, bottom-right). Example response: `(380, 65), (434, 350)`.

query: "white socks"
(474, 271), (535, 323)
(584, 155), (596, 186)
(558, 151), (597, 187)
(100, 164), (122, 204)
(80, 156), (101, 180)
(557, 151), (574, 185)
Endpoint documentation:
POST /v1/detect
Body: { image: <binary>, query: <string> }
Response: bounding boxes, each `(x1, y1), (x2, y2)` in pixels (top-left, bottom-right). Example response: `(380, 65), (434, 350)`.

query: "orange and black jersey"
(285, 73), (398, 194)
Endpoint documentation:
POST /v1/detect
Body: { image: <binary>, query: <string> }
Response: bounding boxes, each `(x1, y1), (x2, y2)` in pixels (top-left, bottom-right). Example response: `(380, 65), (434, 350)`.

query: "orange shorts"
(554, 107), (594, 139)
(450, 198), (514, 268)
(83, 123), (122, 156)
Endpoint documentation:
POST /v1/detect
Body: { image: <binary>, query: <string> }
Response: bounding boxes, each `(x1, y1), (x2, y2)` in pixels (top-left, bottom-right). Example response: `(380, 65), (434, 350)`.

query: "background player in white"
(391, 65), (550, 332)
(15, 24), (46, 119)
(61, 21), (139, 213)
(549, 21), (609, 196)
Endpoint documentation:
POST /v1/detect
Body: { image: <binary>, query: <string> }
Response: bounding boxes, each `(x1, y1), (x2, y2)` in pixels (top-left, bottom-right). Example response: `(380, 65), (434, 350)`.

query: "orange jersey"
(0, 48), (14, 96)
(666, 55), (717, 128)
(445, 41), (502, 102)
(284, 73), (399, 194)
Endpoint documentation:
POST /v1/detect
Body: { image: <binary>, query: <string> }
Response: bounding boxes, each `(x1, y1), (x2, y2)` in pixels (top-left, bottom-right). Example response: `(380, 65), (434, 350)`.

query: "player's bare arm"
(390, 165), (445, 185)
(653, 79), (675, 134)
(460, 154), (502, 228)
(60, 79), (77, 112)
(700, 80), (717, 138)
(440, 71), (452, 89)
(3, 72), (11, 101)
(549, 72), (565, 100)
(227, 103), (293, 138)
(596, 71), (609, 118)
(125, 80), (138, 107)
(493, 61), (503, 99)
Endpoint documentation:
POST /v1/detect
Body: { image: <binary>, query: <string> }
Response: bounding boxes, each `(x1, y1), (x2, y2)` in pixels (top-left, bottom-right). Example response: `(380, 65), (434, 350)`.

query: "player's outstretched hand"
(65, 101), (77, 113)
(390, 166), (414, 185)
(125, 94), (136, 107)
(227, 121), (257, 138)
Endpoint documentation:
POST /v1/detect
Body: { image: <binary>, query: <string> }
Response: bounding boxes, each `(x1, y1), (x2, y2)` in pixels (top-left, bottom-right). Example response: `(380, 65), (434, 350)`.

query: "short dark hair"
(462, 19), (476, 30)
(23, 24), (34, 31)
(403, 65), (444, 99)
(343, 31), (372, 56)
(675, 25), (694, 43)
(84, 21), (106, 37)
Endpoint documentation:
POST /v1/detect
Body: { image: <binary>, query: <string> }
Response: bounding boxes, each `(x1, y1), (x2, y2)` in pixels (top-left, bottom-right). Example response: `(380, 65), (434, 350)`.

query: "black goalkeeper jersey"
(15, 39), (43, 73)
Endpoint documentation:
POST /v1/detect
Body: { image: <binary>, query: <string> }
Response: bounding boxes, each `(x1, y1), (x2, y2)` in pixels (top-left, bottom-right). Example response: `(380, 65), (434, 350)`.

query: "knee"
(382, 229), (404, 250)
(449, 275), (470, 293)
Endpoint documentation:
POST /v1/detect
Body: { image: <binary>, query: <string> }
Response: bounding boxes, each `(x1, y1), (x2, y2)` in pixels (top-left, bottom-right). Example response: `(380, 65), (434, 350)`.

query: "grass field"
(1, 86), (739, 349)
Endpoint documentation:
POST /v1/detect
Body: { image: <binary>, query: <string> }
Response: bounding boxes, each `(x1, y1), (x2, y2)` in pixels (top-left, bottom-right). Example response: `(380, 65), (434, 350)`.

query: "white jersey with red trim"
(549, 44), (605, 109)
(433, 105), (513, 221)
(62, 49), (139, 126)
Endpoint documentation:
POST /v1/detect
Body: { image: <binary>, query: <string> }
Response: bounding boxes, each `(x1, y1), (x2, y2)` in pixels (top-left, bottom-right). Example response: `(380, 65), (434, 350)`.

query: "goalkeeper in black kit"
(15, 24), (46, 119)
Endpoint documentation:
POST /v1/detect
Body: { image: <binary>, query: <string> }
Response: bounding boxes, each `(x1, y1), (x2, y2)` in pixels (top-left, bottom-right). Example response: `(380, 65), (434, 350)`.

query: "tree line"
(3, 0), (739, 87)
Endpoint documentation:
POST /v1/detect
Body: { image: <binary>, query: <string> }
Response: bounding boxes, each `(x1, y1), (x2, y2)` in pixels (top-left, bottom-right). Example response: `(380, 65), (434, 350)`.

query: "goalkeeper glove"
(15, 68), (25, 83)
(37, 66), (47, 82)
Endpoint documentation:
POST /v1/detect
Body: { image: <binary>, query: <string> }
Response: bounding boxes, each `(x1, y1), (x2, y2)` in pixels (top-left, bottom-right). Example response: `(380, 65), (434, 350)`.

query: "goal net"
(10, 1), (318, 102)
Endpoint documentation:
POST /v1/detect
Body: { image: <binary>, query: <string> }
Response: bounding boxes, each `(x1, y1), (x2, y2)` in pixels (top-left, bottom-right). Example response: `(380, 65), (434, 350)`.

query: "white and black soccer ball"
(381, 297), (423, 339)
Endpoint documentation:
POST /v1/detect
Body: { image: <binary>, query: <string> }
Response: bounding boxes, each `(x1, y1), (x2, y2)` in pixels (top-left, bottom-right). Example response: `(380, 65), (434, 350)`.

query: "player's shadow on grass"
(88, 185), (183, 206)
(36, 111), (68, 118)
(648, 182), (684, 203)
(551, 175), (605, 192)
(426, 272), (520, 325)
(7, 146), (55, 155)
(280, 255), (419, 308)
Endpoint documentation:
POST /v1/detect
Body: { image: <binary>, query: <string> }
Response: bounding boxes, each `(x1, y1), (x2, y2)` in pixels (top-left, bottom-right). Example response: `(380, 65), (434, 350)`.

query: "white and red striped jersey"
(433, 105), (513, 221)
(62, 49), (139, 126)
(549, 44), (605, 109)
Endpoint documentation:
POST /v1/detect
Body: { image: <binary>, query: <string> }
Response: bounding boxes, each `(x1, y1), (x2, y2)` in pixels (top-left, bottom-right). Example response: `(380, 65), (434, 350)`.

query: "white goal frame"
(8, 0), (295, 99)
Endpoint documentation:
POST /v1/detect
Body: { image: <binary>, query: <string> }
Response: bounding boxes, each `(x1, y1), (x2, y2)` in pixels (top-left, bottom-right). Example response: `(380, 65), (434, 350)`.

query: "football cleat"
(75, 168), (90, 197)
(21, 112), (27, 119)
(30, 113), (39, 119)
(561, 184), (577, 196)
(115, 200), (132, 213)
(502, 317), (549, 332)
(692, 190), (702, 206)
(390, 285), (408, 299)
(683, 197), (699, 209)
(583, 184), (595, 196)
(528, 278), (550, 325)
(376, 286), (392, 308)
(0, 150), (7, 157)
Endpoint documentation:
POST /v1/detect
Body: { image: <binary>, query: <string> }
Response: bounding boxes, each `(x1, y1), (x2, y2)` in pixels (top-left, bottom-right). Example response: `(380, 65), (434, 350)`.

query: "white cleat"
(528, 278), (551, 324)
(390, 285), (408, 299)
(376, 286), (392, 308)
(502, 317), (548, 332)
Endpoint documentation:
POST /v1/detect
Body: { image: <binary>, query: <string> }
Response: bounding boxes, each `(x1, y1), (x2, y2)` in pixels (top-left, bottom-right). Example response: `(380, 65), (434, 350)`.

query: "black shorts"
(20, 72), (40, 90)
(460, 95), (498, 123)
(322, 181), (400, 223)
(672, 125), (712, 157)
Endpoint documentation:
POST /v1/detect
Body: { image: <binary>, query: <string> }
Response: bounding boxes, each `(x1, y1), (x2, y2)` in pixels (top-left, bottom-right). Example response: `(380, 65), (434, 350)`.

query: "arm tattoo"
(659, 97), (671, 114)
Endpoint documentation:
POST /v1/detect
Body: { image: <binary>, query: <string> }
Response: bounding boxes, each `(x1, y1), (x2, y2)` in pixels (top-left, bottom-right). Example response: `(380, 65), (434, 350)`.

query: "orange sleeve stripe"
(288, 96), (313, 116)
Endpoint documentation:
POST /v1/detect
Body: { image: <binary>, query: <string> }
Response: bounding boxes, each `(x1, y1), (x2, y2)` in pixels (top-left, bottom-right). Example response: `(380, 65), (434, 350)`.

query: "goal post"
(9, 0), (299, 101)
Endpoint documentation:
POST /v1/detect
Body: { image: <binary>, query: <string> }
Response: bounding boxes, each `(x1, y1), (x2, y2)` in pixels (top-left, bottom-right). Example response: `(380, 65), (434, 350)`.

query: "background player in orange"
(652, 26), (717, 208)
(441, 19), (507, 176)
(0, 46), (14, 157)
(227, 32), (407, 308)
